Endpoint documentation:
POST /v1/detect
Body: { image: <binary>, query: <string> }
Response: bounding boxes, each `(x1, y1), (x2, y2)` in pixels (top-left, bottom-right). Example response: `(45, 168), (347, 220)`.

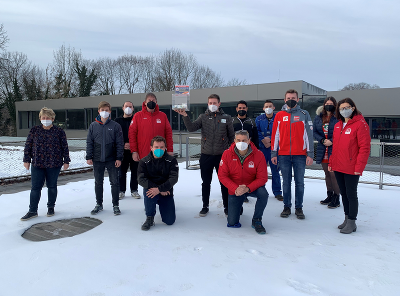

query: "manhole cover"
(22, 217), (102, 242)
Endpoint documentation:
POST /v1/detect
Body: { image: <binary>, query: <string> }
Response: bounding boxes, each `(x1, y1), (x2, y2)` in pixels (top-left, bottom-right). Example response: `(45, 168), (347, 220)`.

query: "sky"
(1, 0), (400, 91)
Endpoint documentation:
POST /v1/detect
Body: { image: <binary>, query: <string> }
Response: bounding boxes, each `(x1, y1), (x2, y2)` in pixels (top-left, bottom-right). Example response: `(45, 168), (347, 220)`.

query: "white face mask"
(208, 104), (218, 113)
(264, 108), (273, 115)
(124, 107), (133, 115)
(41, 120), (52, 127)
(100, 111), (110, 118)
(235, 142), (249, 151)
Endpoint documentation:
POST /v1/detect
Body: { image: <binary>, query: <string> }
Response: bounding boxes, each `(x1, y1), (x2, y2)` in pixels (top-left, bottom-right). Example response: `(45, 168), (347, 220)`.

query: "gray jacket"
(182, 108), (235, 155)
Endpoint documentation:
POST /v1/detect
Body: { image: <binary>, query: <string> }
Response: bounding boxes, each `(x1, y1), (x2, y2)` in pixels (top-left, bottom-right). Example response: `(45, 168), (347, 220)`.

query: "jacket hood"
(142, 101), (160, 113)
(227, 141), (258, 154)
(316, 106), (324, 115)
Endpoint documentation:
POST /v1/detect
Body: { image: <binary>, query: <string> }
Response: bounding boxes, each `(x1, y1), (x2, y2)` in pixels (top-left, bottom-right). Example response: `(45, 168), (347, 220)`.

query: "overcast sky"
(1, 0), (399, 91)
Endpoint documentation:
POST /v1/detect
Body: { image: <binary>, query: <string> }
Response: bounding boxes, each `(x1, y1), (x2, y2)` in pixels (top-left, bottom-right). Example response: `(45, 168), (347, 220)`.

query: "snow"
(1, 163), (400, 296)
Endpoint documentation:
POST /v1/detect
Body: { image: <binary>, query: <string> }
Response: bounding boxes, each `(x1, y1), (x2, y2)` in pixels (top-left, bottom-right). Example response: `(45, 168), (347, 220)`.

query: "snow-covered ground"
(1, 163), (400, 296)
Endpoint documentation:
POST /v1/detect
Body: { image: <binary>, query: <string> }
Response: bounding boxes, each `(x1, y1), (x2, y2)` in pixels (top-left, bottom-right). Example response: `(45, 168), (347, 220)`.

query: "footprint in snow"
(287, 278), (320, 295)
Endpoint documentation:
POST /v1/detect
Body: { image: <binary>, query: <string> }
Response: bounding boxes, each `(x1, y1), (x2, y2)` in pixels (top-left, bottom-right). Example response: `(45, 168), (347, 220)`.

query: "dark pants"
(228, 186), (269, 226)
(119, 150), (139, 193)
(261, 148), (282, 196)
(334, 171), (360, 220)
(29, 166), (62, 212)
(321, 163), (340, 194)
(143, 189), (176, 225)
(93, 161), (119, 206)
(199, 153), (228, 209)
(279, 155), (306, 209)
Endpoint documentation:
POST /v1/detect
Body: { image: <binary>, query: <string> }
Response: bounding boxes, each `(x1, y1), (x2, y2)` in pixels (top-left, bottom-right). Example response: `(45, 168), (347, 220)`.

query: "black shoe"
(275, 194), (283, 201)
(47, 208), (55, 217)
(252, 218), (266, 235)
(21, 212), (38, 221)
(113, 206), (121, 215)
(199, 207), (209, 217)
(244, 197), (249, 203)
(224, 208), (228, 217)
(295, 208), (305, 219)
(327, 193), (340, 208)
(141, 216), (154, 231)
(280, 207), (291, 218)
(91, 204), (103, 215)
(320, 191), (333, 205)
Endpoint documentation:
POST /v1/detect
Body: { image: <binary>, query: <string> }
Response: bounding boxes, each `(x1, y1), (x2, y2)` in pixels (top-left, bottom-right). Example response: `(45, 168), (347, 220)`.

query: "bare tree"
(141, 56), (157, 93)
(93, 57), (122, 95)
(341, 82), (380, 91)
(225, 77), (247, 87)
(191, 65), (225, 89)
(0, 24), (9, 51)
(117, 54), (147, 94)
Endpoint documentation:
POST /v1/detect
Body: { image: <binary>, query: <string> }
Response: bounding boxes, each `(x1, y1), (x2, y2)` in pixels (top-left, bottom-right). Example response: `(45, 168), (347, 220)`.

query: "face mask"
(264, 108), (273, 115)
(147, 101), (156, 110)
(124, 107), (133, 115)
(235, 142), (248, 151)
(238, 110), (247, 116)
(41, 120), (52, 127)
(324, 105), (335, 112)
(153, 149), (165, 158)
(286, 99), (297, 108)
(100, 111), (110, 118)
(340, 108), (353, 118)
(208, 104), (218, 113)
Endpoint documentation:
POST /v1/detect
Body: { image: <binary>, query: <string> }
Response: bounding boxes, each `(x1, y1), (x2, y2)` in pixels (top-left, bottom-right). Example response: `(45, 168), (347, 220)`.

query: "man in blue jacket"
(255, 100), (283, 200)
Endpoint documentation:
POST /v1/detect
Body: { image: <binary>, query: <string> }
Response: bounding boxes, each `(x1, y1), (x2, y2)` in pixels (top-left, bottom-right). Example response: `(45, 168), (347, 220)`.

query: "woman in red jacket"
(328, 98), (371, 234)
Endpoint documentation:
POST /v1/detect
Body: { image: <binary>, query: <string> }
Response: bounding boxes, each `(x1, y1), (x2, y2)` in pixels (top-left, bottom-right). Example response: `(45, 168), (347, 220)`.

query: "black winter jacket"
(232, 116), (259, 148)
(114, 115), (134, 143)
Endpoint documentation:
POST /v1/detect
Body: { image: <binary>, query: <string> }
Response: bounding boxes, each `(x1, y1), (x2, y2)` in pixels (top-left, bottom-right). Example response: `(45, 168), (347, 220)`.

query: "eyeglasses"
(339, 106), (353, 112)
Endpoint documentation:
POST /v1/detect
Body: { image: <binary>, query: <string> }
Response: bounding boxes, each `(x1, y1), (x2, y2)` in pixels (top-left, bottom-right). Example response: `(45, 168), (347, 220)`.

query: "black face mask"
(238, 110), (247, 117)
(324, 105), (335, 112)
(286, 99), (297, 108)
(147, 101), (156, 110)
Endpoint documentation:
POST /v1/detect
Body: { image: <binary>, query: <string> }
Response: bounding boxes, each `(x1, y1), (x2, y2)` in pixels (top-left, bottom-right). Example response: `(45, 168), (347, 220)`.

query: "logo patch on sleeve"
(220, 159), (223, 166)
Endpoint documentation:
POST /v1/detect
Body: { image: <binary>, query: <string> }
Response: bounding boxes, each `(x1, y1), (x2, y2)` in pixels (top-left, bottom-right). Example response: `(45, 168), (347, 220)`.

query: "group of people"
(21, 89), (371, 235)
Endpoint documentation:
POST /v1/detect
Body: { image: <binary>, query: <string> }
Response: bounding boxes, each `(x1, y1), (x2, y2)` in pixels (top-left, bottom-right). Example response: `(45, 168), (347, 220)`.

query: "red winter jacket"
(129, 102), (173, 159)
(218, 142), (268, 195)
(329, 114), (371, 175)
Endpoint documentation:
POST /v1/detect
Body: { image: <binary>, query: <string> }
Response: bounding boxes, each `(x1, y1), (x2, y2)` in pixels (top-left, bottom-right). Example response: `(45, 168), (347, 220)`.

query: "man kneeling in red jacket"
(218, 130), (269, 234)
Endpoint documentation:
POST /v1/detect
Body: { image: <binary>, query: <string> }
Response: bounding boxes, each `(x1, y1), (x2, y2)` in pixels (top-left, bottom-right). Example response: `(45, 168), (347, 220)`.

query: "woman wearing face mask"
(313, 97), (340, 208)
(328, 98), (371, 234)
(21, 107), (70, 221)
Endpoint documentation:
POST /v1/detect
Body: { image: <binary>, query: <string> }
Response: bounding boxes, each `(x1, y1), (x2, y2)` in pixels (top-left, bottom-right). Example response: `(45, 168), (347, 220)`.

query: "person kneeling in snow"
(138, 136), (179, 231)
(218, 130), (269, 234)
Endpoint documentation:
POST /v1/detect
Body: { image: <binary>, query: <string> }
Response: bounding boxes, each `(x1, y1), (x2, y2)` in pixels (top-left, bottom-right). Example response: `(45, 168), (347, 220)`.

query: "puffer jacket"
(329, 114), (371, 175)
(313, 106), (339, 164)
(218, 142), (268, 195)
(182, 108), (234, 155)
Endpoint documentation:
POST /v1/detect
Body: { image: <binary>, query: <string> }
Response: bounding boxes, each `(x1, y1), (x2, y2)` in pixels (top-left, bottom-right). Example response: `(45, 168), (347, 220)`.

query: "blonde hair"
(39, 107), (55, 120)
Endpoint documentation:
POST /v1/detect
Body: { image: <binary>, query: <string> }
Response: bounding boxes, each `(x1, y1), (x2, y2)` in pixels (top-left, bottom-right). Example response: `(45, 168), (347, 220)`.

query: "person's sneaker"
(47, 208), (55, 217)
(131, 191), (141, 199)
(20, 212), (38, 221)
(244, 197), (249, 203)
(280, 207), (291, 218)
(275, 194), (283, 201)
(91, 204), (103, 215)
(252, 218), (266, 234)
(227, 222), (242, 228)
(141, 216), (155, 231)
(295, 208), (305, 219)
(113, 206), (121, 216)
(119, 192), (125, 200)
(199, 207), (209, 217)
(224, 208), (228, 217)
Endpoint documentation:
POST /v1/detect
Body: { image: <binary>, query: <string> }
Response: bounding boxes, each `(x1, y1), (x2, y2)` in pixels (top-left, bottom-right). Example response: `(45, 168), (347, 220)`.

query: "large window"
(19, 111), (39, 129)
(54, 110), (66, 129)
(66, 109), (85, 129)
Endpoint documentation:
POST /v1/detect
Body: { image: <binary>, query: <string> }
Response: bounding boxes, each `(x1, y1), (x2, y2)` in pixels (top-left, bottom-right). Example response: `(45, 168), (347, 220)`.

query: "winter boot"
(280, 207), (291, 218)
(320, 191), (333, 205)
(47, 208), (55, 217)
(327, 193), (340, 208)
(252, 218), (266, 235)
(199, 207), (209, 217)
(338, 215), (348, 229)
(340, 219), (357, 234)
(275, 194), (284, 201)
(141, 216), (155, 231)
(20, 212), (38, 221)
(295, 208), (305, 219)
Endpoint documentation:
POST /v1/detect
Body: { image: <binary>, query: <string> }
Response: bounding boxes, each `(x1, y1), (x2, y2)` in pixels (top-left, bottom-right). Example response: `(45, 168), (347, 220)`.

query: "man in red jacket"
(218, 130), (269, 234)
(129, 93), (174, 162)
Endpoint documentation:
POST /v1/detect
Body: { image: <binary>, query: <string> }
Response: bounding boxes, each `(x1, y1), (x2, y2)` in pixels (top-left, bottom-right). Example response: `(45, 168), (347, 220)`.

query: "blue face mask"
(153, 149), (165, 158)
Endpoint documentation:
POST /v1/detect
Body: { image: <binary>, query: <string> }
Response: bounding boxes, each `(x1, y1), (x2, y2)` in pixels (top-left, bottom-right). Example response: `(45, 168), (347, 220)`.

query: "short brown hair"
(336, 98), (361, 122)
(123, 101), (134, 108)
(145, 93), (157, 101)
(285, 89), (298, 99)
(151, 136), (166, 146)
(98, 101), (111, 110)
(39, 107), (55, 120)
(208, 94), (220, 102)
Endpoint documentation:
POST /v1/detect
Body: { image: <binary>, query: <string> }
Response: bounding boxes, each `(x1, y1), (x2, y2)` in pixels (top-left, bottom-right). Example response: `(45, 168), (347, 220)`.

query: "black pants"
(119, 150), (139, 193)
(93, 161), (119, 206)
(334, 171), (360, 220)
(199, 153), (228, 209)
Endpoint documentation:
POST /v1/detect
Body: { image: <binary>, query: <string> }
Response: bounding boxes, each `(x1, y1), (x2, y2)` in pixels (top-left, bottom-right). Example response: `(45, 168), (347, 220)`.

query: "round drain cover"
(22, 217), (102, 242)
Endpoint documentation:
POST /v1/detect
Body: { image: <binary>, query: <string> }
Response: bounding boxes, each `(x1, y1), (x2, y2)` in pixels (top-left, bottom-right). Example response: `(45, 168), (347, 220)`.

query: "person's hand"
(124, 143), (130, 150)
(23, 162), (30, 170)
(174, 109), (188, 117)
(328, 165), (332, 172)
(63, 163), (69, 170)
(306, 156), (313, 166)
(271, 157), (278, 165)
(261, 137), (271, 148)
(167, 151), (174, 156)
(354, 172), (361, 175)
(147, 188), (160, 198)
(87, 159), (93, 165)
(132, 152), (140, 162)
(115, 160), (121, 167)
(235, 185), (249, 196)
(160, 191), (170, 196)
(324, 139), (332, 146)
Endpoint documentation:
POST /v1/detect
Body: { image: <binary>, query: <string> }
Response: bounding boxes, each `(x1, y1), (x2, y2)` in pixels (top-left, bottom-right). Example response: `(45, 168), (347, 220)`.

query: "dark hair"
(123, 101), (134, 108)
(336, 98), (361, 122)
(208, 94), (220, 102)
(237, 100), (247, 107)
(145, 93), (157, 101)
(151, 136), (166, 146)
(285, 89), (298, 99)
(322, 96), (337, 123)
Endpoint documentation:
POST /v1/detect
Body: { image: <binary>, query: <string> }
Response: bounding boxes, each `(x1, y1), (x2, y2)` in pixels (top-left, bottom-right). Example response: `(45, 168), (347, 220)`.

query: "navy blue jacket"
(255, 113), (276, 156)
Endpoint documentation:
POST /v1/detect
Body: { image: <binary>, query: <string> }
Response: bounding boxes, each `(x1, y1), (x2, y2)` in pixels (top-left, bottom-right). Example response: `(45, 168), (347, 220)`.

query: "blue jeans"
(261, 148), (282, 196)
(279, 155), (306, 209)
(29, 166), (62, 212)
(227, 186), (269, 226)
(143, 189), (176, 225)
(93, 161), (120, 206)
